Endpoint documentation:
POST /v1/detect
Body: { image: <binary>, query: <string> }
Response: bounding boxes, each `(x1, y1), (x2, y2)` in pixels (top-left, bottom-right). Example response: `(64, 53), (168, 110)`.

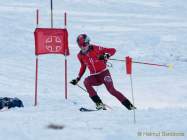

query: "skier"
(70, 34), (136, 110)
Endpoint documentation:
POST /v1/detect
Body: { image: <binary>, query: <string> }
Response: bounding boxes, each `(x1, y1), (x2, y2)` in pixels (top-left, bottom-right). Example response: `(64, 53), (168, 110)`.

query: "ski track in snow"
(0, 0), (187, 140)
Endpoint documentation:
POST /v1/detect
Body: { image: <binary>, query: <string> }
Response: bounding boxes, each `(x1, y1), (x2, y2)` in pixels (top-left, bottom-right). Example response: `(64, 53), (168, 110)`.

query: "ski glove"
(98, 53), (110, 60)
(70, 77), (80, 85)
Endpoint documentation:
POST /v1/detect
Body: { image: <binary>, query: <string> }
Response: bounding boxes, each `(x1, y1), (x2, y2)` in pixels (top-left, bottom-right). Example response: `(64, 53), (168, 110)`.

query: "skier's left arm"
(98, 47), (116, 60)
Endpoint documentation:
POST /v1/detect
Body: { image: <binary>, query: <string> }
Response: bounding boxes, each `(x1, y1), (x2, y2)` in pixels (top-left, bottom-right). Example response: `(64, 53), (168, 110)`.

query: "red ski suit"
(78, 45), (115, 77)
(77, 44), (127, 102)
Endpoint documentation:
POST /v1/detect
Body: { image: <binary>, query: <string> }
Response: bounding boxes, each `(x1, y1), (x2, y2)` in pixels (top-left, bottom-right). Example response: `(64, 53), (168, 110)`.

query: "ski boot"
(96, 102), (106, 110)
(90, 95), (107, 110)
(122, 99), (136, 110)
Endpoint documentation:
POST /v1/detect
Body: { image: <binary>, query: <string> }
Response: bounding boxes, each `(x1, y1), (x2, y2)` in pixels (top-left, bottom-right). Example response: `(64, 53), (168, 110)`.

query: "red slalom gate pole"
(130, 75), (136, 124)
(65, 57), (67, 99)
(35, 56), (39, 106)
(34, 9), (39, 106)
(64, 12), (68, 99)
(126, 56), (136, 124)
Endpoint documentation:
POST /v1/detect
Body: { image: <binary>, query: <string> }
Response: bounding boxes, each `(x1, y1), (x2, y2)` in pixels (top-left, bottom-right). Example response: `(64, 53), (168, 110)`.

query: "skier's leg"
(84, 75), (101, 97)
(84, 75), (106, 110)
(102, 70), (126, 102)
(102, 70), (135, 110)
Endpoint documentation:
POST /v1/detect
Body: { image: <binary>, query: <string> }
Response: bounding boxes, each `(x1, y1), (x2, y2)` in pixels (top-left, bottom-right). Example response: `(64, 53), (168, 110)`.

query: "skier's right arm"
(70, 54), (86, 85)
(77, 54), (86, 80)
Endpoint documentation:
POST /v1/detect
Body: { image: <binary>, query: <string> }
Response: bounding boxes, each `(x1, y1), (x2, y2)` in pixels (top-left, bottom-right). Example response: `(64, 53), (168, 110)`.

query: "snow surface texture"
(0, 0), (187, 140)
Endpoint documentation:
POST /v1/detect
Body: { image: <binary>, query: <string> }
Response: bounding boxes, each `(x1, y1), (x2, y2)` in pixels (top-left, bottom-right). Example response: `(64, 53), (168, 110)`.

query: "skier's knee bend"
(84, 78), (90, 87)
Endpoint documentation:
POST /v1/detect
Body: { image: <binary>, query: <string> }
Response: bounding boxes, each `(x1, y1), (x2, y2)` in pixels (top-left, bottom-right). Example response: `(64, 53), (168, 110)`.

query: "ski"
(79, 107), (99, 112)
(79, 104), (111, 112)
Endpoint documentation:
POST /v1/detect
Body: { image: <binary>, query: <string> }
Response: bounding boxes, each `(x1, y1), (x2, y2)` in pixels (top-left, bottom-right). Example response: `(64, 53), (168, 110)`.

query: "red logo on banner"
(45, 36), (62, 52)
(34, 28), (69, 55)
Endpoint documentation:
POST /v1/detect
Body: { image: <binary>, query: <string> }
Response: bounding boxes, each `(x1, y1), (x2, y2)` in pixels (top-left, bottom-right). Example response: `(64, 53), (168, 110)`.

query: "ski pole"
(69, 82), (88, 93)
(109, 58), (173, 69)
(76, 84), (88, 93)
(133, 61), (172, 68)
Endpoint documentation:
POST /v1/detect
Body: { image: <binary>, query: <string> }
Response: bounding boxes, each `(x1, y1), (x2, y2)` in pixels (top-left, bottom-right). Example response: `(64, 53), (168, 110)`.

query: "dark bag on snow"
(0, 97), (24, 110)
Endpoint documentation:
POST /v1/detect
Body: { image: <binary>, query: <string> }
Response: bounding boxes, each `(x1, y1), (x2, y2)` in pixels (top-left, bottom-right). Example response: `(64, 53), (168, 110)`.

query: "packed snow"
(0, 0), (186, 140)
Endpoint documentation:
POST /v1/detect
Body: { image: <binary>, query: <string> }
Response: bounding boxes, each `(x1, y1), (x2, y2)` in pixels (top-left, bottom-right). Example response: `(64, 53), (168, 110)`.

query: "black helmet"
(77, 34), (90, 48)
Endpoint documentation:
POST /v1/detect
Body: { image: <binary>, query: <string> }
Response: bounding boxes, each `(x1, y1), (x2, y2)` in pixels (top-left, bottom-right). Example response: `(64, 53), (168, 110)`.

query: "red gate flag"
(34, 28), (69, 55)
(126, 56), (132, 75)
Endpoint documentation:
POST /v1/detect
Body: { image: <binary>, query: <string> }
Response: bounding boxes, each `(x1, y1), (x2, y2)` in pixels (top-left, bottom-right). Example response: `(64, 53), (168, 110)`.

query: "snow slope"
(0, 0), (187, 140)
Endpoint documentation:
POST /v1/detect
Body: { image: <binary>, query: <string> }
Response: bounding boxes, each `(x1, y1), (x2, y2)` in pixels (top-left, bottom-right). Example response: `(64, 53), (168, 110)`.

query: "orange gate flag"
(126, 56), (132, 75)
(34, 28), (69, 56)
